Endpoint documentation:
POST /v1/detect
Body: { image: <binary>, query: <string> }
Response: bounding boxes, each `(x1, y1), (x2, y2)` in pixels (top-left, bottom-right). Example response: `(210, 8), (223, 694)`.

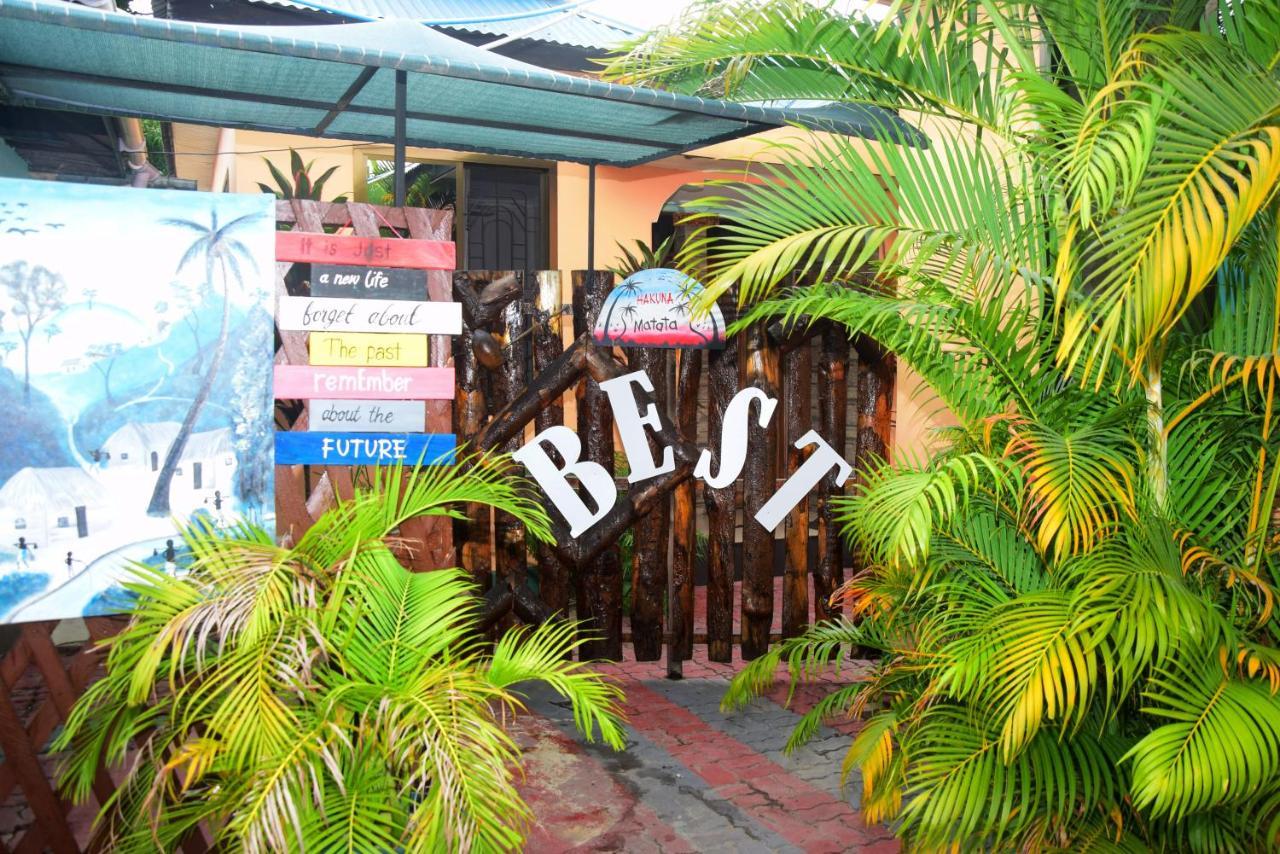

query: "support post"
(531, 271), (571, 617)
(393, 69), (407, 207)
(814, 324), (850, 621)
(628, 347), (670, 661)
(572, 270), (622, 661)
(741, 321), (779, 659)
(704, 286), (738, 662)
(668, 347), (701, 672)
(782, 336), (812, 638)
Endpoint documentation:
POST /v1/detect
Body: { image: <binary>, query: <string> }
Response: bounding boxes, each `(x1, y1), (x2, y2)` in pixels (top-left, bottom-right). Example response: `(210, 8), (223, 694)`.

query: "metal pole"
(394, 69), (407, 207)
(586, 162), (596, 282)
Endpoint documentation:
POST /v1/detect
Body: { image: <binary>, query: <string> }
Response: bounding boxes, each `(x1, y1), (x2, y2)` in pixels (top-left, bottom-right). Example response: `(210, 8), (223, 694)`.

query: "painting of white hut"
(0, 177), (275, 623)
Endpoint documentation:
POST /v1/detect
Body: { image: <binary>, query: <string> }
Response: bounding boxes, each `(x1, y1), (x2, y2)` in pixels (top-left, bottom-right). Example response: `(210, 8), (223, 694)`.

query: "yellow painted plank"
(308, 331), (430, 367)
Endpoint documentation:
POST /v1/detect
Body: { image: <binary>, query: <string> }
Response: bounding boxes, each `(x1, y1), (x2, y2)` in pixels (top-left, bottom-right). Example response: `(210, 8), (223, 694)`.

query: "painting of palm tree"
(0, 177), (275, 623)
(596, 275), (638, 345)
(147, 209), (266, 516)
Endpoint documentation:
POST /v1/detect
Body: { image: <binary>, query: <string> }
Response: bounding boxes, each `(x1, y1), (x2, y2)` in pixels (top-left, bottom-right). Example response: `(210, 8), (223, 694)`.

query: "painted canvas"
(0, 178), (275, 623)
(592, 268), (726, 349)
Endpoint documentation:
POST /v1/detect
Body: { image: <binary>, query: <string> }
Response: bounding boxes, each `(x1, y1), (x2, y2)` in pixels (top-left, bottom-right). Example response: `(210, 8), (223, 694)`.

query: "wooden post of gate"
(704, 286), (739, 663)
(741, 319), (779, 660)
(628, 345), (670, 661)
(813, 323), (850, 620)
(272, 200), (456, 568)
(573, 270), (623, 661)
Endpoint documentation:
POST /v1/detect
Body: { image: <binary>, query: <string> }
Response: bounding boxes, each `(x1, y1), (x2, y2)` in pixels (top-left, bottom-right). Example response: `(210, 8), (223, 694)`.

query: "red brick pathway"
(516, 647), (898, 853)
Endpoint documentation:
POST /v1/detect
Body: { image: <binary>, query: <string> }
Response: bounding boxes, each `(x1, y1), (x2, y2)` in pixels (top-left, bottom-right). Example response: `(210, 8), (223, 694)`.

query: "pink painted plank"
(276, 231), (455, 270)
(274, 365), (455, 400)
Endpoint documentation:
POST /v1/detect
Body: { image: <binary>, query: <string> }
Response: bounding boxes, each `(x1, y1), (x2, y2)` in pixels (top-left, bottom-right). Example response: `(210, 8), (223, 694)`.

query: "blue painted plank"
(275, 432), (456, 466)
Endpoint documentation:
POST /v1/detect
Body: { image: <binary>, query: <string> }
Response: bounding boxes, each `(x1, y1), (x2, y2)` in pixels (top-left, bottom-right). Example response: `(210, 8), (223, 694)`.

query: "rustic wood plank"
(814, 323), (850, 621)
(23, 627), (114, 808)
(627, 347), (670, 661)
(669, 348), (701, 669)
(412, 208), (456, 572)
(782, 337), (813, 639)
(703, 288), (738, 663)
(276, 295), (462, 335)
(741, 322), (780, 660)
(531, 271), (570, 616)
(572, 271), (623, 661)
(0, 678), (77, 853)
(491, 282), (529, 612)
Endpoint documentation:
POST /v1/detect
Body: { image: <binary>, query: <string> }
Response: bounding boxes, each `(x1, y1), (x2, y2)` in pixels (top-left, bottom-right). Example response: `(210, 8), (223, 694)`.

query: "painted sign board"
(275, 432), (456, 466)
(311, 264), (426, 300)
(0, 177), (276, 624)
(274, 366), (454, 400)
(309, 332), (429, 367)
(276, 231), (454, 270)
(278, 295), (462, 335)
(309, 400), (425, 433)
(594, 268), (725, 349)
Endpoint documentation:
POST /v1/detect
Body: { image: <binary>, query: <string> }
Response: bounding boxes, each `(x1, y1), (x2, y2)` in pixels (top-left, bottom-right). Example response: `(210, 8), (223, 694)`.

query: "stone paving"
(514, 648), (898, 853)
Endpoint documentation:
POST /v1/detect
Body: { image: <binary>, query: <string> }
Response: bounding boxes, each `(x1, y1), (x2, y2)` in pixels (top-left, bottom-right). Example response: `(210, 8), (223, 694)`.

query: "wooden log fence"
(1, 225), (894, 849)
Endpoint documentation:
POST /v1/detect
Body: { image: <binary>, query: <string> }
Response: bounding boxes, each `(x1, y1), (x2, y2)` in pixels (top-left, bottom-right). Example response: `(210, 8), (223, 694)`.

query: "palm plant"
(609, 235), (676, 279)
(55, 462), (625, 853)
(257, 148), (346, 202)
(606, 0), (1280, 850)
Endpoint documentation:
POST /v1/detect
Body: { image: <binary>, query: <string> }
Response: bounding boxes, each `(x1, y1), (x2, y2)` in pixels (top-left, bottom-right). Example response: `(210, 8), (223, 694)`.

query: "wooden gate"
(453, 267), (894, 669)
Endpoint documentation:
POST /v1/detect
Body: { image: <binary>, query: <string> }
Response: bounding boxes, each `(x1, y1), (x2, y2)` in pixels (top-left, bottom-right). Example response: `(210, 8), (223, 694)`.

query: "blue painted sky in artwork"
(0, 179), (273, 377)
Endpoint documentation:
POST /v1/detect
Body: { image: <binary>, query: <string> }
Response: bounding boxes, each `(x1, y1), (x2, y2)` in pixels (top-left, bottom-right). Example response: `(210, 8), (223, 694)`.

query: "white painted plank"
(277, 295), (462, 334)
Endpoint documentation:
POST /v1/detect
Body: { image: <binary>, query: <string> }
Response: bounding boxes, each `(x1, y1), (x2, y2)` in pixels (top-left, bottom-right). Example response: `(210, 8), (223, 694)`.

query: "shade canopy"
(0, 0), (922, 167)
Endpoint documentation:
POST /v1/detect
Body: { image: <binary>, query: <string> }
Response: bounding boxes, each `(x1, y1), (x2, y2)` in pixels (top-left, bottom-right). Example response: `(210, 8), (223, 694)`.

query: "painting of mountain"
(0, 178), (275, 623)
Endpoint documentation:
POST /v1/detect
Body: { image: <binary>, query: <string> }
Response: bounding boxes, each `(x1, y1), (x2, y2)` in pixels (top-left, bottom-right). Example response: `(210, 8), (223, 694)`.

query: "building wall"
(170, 124), (946, 460)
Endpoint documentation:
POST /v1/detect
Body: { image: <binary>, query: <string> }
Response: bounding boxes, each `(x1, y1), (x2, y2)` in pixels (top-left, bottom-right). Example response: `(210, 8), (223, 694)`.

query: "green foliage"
(257, 148), (346, 202)
(55, 462), (624, 853)
(608, 0), (1280, 849)
(609, 235), (676, 279)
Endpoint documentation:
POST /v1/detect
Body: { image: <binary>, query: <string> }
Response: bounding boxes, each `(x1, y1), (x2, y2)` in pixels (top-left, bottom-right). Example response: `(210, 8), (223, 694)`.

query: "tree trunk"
(148, 257), (226, 516)
(1145, 356), (1167, 510)
(21, 331), (30, 405)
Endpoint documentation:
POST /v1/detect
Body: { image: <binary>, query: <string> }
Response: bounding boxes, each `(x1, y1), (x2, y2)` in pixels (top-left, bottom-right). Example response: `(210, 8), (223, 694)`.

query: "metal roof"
(247, 0), (642, 50)
(0, 0), (922, 167)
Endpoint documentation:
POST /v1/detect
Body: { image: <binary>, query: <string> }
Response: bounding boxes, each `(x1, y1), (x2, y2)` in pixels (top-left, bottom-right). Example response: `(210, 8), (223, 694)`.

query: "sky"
(587, 0), (694, 29)
(588, 0), (887, 30)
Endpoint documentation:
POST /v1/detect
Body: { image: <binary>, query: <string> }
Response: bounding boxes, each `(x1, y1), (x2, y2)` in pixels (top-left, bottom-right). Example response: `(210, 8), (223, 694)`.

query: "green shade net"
(0, 0), (921, 166)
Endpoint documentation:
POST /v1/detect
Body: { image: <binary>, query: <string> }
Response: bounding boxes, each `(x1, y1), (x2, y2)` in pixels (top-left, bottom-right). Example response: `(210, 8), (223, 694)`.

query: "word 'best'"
(512, 370), (852, 537)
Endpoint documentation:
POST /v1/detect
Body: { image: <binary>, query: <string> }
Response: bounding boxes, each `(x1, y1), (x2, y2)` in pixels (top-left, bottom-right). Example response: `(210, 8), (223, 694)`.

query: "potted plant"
(56, 461), (624, 852)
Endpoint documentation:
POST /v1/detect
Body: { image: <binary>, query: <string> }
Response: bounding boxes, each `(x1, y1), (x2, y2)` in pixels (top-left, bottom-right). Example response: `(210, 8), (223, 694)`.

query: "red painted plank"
(275, 231), (454, 270)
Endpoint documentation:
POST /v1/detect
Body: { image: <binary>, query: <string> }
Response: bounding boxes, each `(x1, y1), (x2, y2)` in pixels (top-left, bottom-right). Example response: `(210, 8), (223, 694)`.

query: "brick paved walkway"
(513, 648), (898, 853)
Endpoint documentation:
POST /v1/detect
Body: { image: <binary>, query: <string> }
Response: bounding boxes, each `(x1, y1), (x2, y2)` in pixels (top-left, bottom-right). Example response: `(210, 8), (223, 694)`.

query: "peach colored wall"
(550, 160), (722, 271)
(169, 125), (947, 463)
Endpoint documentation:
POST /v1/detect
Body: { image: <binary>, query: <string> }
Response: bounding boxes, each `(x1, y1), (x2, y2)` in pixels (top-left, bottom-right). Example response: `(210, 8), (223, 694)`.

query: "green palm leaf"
(1126, 659), (1280, 820)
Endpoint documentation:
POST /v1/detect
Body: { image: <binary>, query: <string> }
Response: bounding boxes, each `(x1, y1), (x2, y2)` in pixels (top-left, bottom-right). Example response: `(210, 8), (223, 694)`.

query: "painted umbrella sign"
(0, 178), (276, 624)
(593, 268), (725, 349)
